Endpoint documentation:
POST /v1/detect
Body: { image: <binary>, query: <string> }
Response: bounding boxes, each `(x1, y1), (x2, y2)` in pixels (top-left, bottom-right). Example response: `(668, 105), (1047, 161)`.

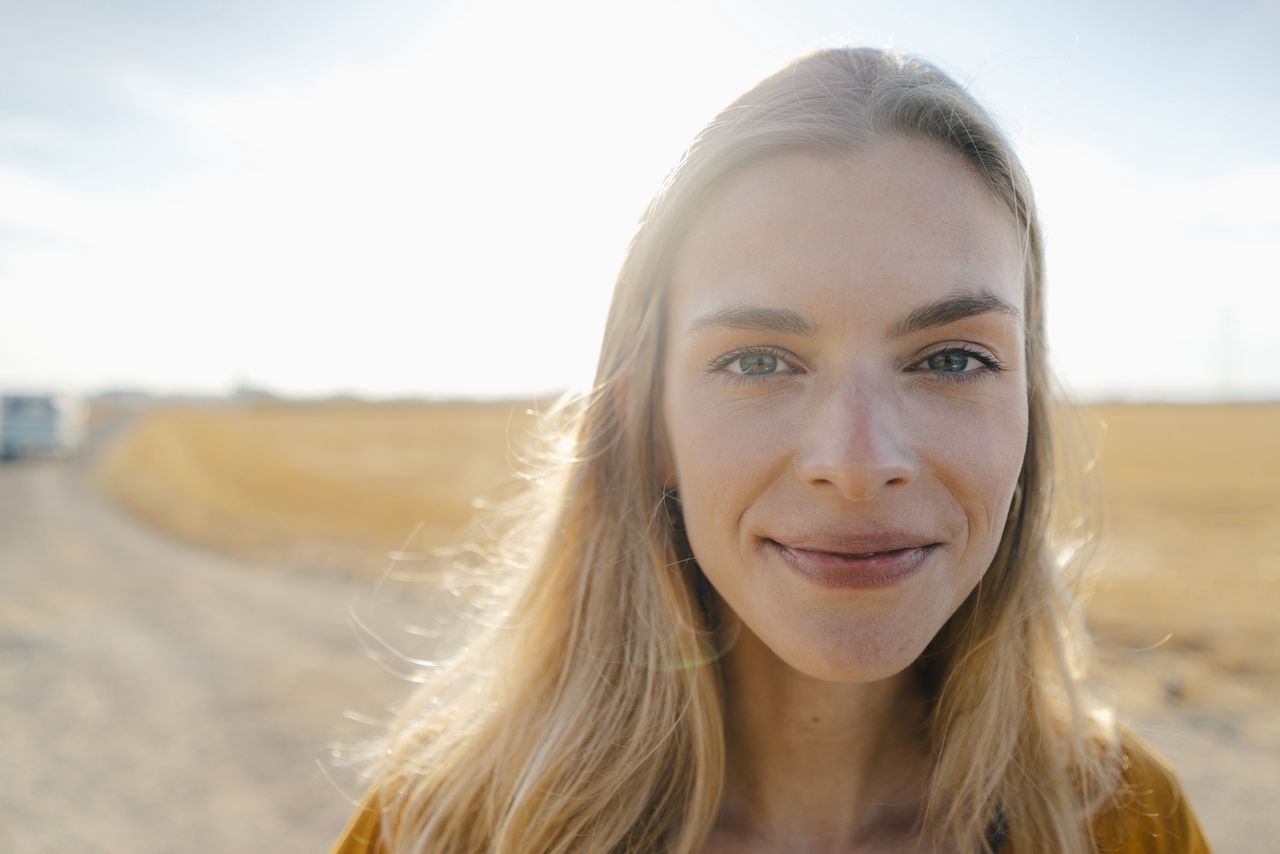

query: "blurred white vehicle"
(0, 394), (88, 460)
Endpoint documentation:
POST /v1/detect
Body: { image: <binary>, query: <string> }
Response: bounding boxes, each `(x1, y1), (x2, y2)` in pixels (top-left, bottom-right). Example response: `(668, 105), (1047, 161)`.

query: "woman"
(332, 47), (1209, 853)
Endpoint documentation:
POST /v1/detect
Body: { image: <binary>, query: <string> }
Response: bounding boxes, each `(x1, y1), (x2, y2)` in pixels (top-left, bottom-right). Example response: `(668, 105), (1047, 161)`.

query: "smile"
(765, 539), (940, 590)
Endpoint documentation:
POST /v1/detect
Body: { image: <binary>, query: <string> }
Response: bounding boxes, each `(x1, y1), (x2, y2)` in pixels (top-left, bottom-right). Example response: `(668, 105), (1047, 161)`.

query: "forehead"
(668, 138), (1025, 324)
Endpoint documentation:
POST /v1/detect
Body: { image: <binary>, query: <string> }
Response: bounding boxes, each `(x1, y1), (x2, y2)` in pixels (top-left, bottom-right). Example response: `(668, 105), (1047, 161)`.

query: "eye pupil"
(739, 353), (778, 375)
(929, 352), (969, 372)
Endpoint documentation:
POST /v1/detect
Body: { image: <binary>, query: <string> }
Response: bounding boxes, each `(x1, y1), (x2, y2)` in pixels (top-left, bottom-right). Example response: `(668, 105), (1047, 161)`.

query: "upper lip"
(766, 529), (940, 555)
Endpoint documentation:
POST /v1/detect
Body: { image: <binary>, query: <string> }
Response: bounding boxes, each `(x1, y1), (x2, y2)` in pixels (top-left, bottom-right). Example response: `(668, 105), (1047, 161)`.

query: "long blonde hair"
(361, 47), (1117, 853)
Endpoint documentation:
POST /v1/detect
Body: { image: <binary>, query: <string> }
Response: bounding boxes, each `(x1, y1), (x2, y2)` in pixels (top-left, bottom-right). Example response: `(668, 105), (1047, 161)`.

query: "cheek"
(923, 396), (1028, 547)
(662, 389), (790, 554)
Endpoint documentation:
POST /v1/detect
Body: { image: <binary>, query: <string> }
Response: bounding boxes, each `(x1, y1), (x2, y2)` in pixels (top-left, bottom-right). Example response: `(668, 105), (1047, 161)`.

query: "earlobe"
(654, 397), (677, 491)
(612, 366), (677, 491)
(611, 363), (680, 491)
(658, 445), (677, 491)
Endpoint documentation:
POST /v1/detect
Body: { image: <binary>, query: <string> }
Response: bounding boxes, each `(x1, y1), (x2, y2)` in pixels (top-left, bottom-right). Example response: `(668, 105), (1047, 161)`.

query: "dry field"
(95, 400), (1280, 746)
(93, 400), (541, 573)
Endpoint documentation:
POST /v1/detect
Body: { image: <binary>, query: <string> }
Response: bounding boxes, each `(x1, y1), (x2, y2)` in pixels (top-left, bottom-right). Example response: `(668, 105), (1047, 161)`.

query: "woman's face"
(661, 138), (1028, 683)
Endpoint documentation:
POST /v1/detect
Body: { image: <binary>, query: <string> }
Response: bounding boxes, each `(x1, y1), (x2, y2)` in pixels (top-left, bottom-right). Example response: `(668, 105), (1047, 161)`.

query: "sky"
(2, 0), (1278, 401)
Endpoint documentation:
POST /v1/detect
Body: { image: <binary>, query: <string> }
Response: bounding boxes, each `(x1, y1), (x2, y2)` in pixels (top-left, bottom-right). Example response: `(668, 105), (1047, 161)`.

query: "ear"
(656, 429), (676, 490)
(611, 366), (677, 491)
(652, 389), (677, 491)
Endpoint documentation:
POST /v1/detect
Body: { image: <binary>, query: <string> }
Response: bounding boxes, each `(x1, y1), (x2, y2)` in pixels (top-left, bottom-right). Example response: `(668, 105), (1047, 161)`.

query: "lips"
(763, 531), (941, 589)
(767, 530), (940, 555)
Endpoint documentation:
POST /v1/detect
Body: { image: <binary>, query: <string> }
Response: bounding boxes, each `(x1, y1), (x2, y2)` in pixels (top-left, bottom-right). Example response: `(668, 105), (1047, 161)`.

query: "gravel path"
(1, 405), (1272, 852)
(0, 407), (415, 853)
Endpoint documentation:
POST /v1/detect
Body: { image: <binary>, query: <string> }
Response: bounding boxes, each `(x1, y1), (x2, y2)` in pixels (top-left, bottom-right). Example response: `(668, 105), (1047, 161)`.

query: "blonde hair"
(360, 47), (1117, 853)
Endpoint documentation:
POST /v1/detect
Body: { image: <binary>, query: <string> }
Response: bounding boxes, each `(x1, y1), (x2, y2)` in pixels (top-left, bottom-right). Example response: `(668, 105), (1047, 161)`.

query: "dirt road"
(2, 405), (1274, 852)
(0, 406), (415, 853)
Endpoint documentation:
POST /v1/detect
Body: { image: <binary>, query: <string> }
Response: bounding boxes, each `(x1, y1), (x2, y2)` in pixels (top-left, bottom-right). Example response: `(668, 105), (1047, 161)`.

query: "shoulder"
(1088, 725), (1212, 853)
(329, 784), (392, 854)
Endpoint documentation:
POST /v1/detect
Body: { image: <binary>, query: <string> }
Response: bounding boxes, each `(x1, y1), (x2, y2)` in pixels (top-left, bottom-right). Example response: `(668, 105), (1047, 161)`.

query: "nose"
(793, 381), (919, 501)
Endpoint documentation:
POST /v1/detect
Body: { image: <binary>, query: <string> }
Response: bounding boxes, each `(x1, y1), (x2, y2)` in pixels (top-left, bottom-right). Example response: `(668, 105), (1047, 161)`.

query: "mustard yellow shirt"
(329, 728), (1211, 853)
(1085, 729), (1211, 854)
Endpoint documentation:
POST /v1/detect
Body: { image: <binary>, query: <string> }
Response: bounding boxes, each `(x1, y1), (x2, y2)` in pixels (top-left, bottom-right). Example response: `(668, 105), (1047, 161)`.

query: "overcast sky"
(2, 0), (1277, 401)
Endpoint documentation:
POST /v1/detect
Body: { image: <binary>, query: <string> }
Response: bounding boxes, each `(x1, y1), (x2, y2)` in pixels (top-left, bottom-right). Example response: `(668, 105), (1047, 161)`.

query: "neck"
(714, 624), (933, 850)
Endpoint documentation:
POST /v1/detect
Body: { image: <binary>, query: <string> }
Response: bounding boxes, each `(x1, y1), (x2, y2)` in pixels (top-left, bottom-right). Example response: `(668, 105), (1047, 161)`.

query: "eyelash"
(706, 346), (802, 387)
(705, 344), (1006, 386)
(911, 345), (1006, 384)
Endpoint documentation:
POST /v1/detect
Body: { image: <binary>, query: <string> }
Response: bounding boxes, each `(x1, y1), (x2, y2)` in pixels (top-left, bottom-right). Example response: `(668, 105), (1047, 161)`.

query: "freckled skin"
(661, 138), (1029, 684)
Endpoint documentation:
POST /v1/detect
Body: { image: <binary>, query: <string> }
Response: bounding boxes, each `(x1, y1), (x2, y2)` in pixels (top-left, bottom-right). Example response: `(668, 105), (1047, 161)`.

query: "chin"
(786, 651), (922, 685)
(760, 619), (934, 685)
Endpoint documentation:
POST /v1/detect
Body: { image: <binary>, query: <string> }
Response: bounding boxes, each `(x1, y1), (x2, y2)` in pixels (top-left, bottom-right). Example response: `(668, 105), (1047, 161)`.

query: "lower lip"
(767, 540), (937, 589)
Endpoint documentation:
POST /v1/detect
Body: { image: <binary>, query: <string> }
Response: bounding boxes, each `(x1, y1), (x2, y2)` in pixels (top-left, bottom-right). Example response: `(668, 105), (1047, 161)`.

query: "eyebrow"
(686, 290), (1020, 338)
(890, 291), (1021, 337)
(687, 304), (819, 336)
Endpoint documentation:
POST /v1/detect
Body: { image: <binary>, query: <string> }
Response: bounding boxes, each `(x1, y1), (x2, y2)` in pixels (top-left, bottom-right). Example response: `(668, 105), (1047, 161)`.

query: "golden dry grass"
(1063, 404), (1280, 746)
(93, 400), (540, 571)
(1074, 405), (1280, 650)
(94, 399), (1280, 739)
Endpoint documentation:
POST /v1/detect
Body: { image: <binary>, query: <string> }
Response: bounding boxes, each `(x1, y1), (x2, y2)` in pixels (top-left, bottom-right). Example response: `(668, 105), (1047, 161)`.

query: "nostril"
(795, 449), (918, 502)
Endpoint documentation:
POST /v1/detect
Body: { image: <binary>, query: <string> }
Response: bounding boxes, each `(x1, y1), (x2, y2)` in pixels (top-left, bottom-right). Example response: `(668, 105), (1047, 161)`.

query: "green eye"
(927, 352), (972, 372)
(707, 347), (801, 382)
(737, 353), (778, 375)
